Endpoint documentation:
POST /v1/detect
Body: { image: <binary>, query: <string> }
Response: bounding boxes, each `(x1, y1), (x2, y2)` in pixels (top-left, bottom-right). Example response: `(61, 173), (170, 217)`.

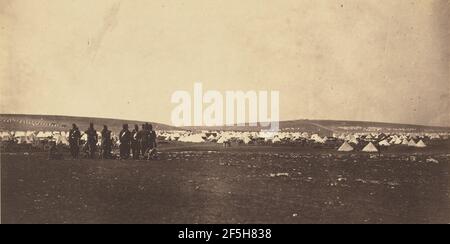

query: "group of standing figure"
(67, 122), (157, 160)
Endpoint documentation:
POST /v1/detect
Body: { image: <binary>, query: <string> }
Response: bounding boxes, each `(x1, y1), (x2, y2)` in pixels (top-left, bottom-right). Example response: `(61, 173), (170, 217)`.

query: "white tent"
(415, 140), (427, 148)
(311, 134), (326, 143)
(217, 136), (229, 144)
(389, 137), (397, 144)
(393, 138), (403, 144)
(16, 136), (25, 144)
(259, 131), (277, 141)
(178, 134), (205, 143)
(407, 139), (417, 147)
(14, 131), (26, 137)
(362, 142), (378, 152)
(337, 141), (354, 152)
(347, 135), (359, 145)
(207, 134), (216, 141)
(55, 134), (69, 145)
(172, 132), (182, 139)
(25, 135), (36, 144)
(168, 133), (181, 141)
(349, 137), (359, 145)
(401, 139), (409, 145)
(272, 137), (281, 144)
(0, 131), (12, 141)
(378, 139), (390, 146)
(311, 134), (321, 141)
(242, 136), (252, 144)
(428, 134), (440, 139)
(81, 133), (88, 141)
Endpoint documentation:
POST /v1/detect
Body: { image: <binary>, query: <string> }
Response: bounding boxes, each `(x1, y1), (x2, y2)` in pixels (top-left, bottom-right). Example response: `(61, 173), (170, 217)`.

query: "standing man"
(85, 123), (98, 159)
(147, 123), (158, 159)
(131, 124), (140, 159)
(101, 125), (112, 159)
(68, 123), (81, 159)
(139, 123), (150, 157)
(119, 124), (131, 159)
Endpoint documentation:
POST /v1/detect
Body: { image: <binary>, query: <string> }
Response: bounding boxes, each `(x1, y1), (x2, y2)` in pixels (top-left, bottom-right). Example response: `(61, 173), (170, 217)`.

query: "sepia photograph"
(0, 0), (449, 228)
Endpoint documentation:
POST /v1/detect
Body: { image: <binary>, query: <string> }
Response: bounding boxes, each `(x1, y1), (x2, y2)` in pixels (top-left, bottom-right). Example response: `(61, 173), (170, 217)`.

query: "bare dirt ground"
(1, 144), (449, 224)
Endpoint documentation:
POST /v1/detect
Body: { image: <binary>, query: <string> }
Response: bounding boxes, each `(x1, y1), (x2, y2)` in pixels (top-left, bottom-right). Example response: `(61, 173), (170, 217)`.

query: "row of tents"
(0, 129), (444, 149)
(158, 130), (436, 148)
(337, 139), (427, 152)
(0, 131), (70, 145)
(0, 130), (118, 146)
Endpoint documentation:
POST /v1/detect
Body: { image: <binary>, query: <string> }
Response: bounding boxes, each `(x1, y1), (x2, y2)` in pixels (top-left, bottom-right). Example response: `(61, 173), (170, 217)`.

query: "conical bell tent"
(362, 142), (378, 152)
(338, 141), (354, 152)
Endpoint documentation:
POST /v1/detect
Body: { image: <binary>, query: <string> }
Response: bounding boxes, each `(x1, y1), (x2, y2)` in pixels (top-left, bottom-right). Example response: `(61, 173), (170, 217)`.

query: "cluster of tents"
(312, 132), (430, 153)
(0, 130), (120, 147)
(1, 129), (446, 152)
(156, 130), (443, 151)
(336, 133), (430, 152)
(159, 131), (254, 144)
(0, 131), (70, 146)
(158, 131), (316, 145)
(337, 139), (427, 153)
(159, 131), (249, 144)
(0, 118), (60, 127)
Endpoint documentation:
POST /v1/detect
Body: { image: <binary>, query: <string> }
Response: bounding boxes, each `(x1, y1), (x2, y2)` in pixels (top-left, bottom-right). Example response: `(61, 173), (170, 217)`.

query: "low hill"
(2, 114), (448, 136)
(185, 119), (450, 136)
(0, 114), (179, 133)
(280, 119), (450, 133)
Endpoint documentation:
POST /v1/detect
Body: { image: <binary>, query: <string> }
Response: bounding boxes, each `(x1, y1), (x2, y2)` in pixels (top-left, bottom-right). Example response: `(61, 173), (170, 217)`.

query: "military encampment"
(1, 0), (449, 226)
(1, 114), (449, 224)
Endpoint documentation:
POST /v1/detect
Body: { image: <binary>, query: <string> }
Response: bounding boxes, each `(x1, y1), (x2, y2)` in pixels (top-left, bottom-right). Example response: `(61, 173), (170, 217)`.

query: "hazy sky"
(1, 0), (449, 126)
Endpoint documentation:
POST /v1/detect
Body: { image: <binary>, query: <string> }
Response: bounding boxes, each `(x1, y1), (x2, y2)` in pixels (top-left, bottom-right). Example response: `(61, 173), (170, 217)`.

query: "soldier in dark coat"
(131, 124), (140, 159)
(138, 123), (150, 158)
(68, 123), (81, 159)
(119, 124), (131, 159)
(146, 123), (158, 159)
(85, 123), (98, 159)
(101, 125), (112, 159)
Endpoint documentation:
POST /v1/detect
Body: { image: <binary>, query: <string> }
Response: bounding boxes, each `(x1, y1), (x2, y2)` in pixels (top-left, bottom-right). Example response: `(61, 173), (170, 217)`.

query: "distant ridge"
(1, 114), (449, 135)
(184, 119), (450, 135)
(0, 114), (179, 133)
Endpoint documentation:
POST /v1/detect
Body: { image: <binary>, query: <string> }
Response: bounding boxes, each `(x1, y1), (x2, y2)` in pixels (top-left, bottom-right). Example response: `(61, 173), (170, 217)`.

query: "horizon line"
(1, 112), (449, 129)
